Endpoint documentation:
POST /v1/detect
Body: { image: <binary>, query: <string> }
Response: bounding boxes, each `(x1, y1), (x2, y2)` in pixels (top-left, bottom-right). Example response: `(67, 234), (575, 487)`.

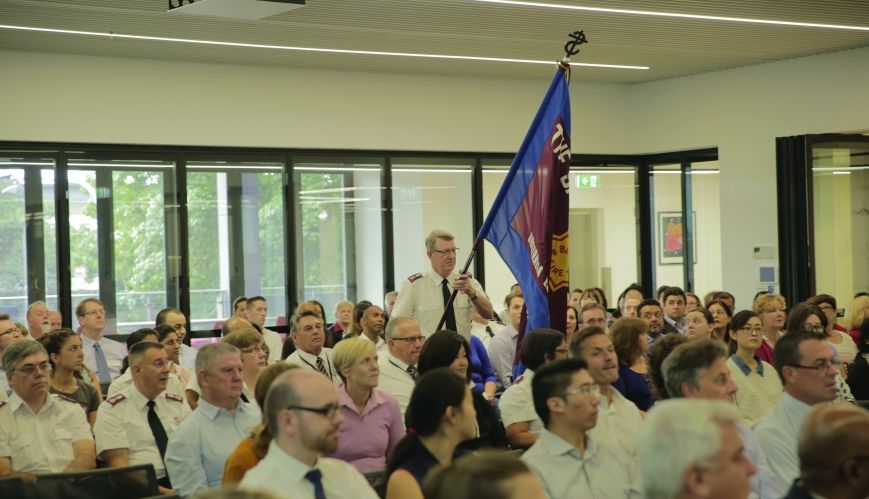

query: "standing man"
(26, 301), (51, 340)
(285, 310), (339, 386)
(637, 299), (665, 344)
(77, 298), (126, 393)
(391, 229), (493, 338)
(156, 307), (197, 370)
(239, 369), (378, 498)
(94, 342), (190, 493)
(165, 343), (261, 497)
(662, 287), (687, 335)
(488, 292), (523, 388)
(753, 330), (839, 488)
(376, 316), (423, 416)
(359, 305), (387, 354)
(0, 314), (26, 400)
(246, 296), (283, 364)
(0, 341), (95, 478)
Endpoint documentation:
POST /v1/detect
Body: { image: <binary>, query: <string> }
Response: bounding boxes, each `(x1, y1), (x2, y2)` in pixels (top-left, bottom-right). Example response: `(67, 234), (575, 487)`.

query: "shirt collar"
(266, 440), (318, 483)
(538, 429), (598, 460)
(781, 392), (812, 418)
(503, 324), (519, 339)
(197, 397), (247, 420)
(8, 391), (53, 415)
(128, 384), (154, 410)
(296, 349), (325, 364)
(730, 354), (765, 376)
(426, 269), (455, 285)
(337, 385), (386, 415)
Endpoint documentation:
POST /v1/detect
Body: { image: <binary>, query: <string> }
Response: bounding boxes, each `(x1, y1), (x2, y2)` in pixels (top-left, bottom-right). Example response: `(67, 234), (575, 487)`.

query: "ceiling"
(1, 0), (869, 83)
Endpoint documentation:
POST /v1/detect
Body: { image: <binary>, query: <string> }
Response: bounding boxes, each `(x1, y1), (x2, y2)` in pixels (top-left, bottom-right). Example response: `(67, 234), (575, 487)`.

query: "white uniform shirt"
(178, 344), (197, 370)
(0, 393), (93, 474)
(588, 387), (643, 461)
(522, 430), (639, 499)
(262, 328), (284, 364)
(376, 354), (415, 416)
(391, 270), (487, 338)
(360, 333), (388, 355)
(81, 334), (127, 381)
(286, 348), (340, 386)
(108, 369), (190, 409)
(752, 392), (811, 487)
(240, 441), (379, 499)
(470, 320), (504, 350)
(0, 368), (8, 401)
(94, 385), (191, 479)
(499, 369), (543, 435)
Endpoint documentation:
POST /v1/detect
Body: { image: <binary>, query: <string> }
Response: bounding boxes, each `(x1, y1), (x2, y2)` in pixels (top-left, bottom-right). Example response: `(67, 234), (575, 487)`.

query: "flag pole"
(434, 237), (484, 332)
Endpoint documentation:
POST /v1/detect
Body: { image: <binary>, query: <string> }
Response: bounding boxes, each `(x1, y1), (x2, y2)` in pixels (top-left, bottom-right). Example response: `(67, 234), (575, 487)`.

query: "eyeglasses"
(81, 309), (105, 317)
(802, 324), (824, 333)
(563, 384), (600, 398)
(739, 327), (764, 335)
(0, 326), (22, 337)
(14, 361), (52, 376)
(391, 336), (426, 344)
(430, 248), (459, 255)
(288, 403), (341, 419)
(787, 360), (842, 373)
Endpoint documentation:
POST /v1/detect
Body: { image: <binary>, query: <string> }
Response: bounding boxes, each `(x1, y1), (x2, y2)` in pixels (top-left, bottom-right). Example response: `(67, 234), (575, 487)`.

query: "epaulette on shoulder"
(55, 393), (79, 405)
(0, 400), (6, 409)
(106, 394), (126, 406)
(408, 272), (423, 282)
(165, 393), (184, 403)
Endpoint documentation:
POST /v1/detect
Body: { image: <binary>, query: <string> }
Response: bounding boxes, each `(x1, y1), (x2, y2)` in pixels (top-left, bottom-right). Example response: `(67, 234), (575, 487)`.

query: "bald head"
(264, 369), (336, 437)
(799, 404), (869, 496)
(222, 316), (254, 337)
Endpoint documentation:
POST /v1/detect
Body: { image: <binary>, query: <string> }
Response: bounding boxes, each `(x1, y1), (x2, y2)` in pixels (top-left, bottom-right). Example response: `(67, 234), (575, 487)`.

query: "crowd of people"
(1, 228), (868, 499)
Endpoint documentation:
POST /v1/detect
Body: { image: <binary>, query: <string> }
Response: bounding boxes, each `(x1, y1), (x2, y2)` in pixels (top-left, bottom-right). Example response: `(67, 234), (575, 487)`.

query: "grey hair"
(425, 229), (454, 251)
(26, 301), (48, 319)
(3, 340), (48, 374)
(195, 342), (241, 375)
(385, 316), (418, 340)
(662, 339), (728, 399)
(290, 309), (322, 334)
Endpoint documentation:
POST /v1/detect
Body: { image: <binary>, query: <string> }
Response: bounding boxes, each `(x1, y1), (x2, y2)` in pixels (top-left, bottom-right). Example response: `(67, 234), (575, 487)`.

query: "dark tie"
(146, 400), (169, 459)
(315, 356), (329, 377)
(305, 469), (327, 499)
(406, 365), (418, 381)
(93, 342), (112, 384)
(441, 279), (458, 332)
(485, 326), (494, 337)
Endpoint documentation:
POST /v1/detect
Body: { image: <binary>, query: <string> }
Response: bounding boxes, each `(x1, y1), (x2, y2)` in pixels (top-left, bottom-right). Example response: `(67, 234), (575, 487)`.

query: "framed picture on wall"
(658, 212), (697, 265)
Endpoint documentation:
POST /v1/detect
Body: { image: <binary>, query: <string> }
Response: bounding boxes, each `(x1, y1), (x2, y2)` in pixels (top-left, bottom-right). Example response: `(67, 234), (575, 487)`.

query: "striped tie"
(315, 356), (328, 377)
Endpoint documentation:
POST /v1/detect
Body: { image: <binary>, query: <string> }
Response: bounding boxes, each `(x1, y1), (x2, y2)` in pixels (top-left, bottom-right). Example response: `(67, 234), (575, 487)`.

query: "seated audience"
(488, 292), (523, 388)
(646, 333), (688, 400)
(522, 358), (638, 498)
(469, 306), (504, 350)
(77, 298), (126, 393)
(384, 290), (398, 318)
(661, 287), (687, 335)
(806, 293), (848, 336)
(25, 301), (51, 340)
(499, 329), (567, 449)
(727, 310), (783, 426)
(417, 330), (507, 450)
(754, 293), (787, 365)
(614, 284), (643, 320)
(783, 404), (869, 499)
(385, 368), (477, 499)
(232, 296), (248, 320)
(244, 297), (283, 364)
(109, 329), (187, 408)
(155, 307), (197, 370)
(787, 303), (855, 402)
(845, 318), (869, 399)
(48, 310), (62, 331)
(843, 294), (869, 343)
(684, 307), (714, 341)
(358, 304), (388, 354)
(610, 317), (654, 411)
(328, 337), (403, 473)
(41, 329), (101, 427)
(425, 451), (545, 499)
(239, 369), (378, 499)
(663, 339), (785, 498)
(754, 329), (839, 488)
(707, 299), (733, 343)
(221, 316), (254, 337)
(0, 314), (27, 400)
(569, 326), (644, 460)
(685, 292), (701, 313)
(637, 299), (665, 343)
(377, 316), (423, 416)
(222, 362), (296, 485)
(564, 304), (579, 343)
(285, 309), (340, 386)
(578, 302), (607, 332)
(637, 399), (756, 499)
(165, 343), (261, 496)
(94, 342), (190, 494)
(327, 300), (354, 346)
(0, 340), (96, 477)
(155, 324), (193, 389)
(712, 290), (736, 312)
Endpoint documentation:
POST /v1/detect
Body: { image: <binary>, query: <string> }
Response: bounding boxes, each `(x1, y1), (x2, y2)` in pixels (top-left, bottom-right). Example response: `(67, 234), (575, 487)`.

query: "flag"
(478, 64), (571, 357)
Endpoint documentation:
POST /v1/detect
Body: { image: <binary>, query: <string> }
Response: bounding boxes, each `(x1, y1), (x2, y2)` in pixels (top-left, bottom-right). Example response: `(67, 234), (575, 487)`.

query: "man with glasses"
(286, 310), (339, 386)
(754, 329), (840, 488)
(77, 298), (126, 393)
(521, 357), (637, 498)
(0, 340), (95, 479)
(240, 369), (378, 498)
(0, 314), (26, 401)
(165, 343), (260, 497)
(391, 229), (493, 338)
(94, 342), (190, 494)
(579, 303), (608, 332)
(156, 307), (198, 369)
(376, 316), (423, 416)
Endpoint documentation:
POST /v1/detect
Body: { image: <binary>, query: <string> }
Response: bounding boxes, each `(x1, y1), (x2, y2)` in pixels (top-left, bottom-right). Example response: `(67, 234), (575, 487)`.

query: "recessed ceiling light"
(471, 0), (869, 31)
(0, 24), (648, 70)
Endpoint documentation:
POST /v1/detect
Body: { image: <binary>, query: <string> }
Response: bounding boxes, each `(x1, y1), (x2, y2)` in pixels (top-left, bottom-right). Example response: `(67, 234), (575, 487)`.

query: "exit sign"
(576, 174), (600, 189)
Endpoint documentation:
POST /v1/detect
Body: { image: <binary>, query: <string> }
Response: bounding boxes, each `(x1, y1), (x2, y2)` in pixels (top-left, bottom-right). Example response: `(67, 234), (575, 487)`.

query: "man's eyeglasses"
(81, 309), (105, 317)
(391, 336), (425, 344)
(0, 326), (22, 337)
(563, 384), (600, 398)
(288, 403), (341, 419)
(431, 248), (459, 255)
(14, 361), (51, 376)
(787, 359), (842, 373)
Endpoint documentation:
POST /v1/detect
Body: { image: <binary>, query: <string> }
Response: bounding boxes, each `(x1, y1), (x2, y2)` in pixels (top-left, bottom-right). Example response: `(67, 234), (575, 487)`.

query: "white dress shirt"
(487, 324), (519, 388)
(736, 421), (787, 499)
(752, 392), (811, 487)
(470, 320), (504, 349)
(360, 332), (389, 355)
(240, 441), (379, 499)
(262, 327), (284, 364)
(588, 387), (643, 461)
(376, 354), (415, 416)
(286, 348), (340, 386)
(499, 369), (543, 435)
(178, 344), (197, 370)
(80, 334), (127, 381)
(391, 269), (487, 338)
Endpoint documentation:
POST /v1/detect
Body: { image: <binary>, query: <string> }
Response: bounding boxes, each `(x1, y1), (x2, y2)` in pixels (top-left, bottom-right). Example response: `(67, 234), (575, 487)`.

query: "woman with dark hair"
(726, 310), (782, 426)
(499, 329), (567, 449)
(385, 368), (478, 499)
(41, 328), (101, 427)
(424, 451), (545, 499)
(565, 305), (579, 343)
(707, 299), (733, 344)
(415, 330), (506, 451)
(647, 333), (688, 400)
(788, 302), (857, 364)
(845, 318), (869, 399)
(610, 317), (654, 411)
(805, 296), (859, 364)
(155, 324), (193, 389)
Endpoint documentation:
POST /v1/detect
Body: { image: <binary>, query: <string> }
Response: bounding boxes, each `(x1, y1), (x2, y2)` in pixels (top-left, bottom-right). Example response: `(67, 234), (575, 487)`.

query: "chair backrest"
(36, 463), (159, 499)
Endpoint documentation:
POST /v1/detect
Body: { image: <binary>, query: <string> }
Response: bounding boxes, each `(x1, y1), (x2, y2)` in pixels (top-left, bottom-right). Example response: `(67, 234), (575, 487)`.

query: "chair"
(0, 475), (27, 498)
(36, 463), (159, 499)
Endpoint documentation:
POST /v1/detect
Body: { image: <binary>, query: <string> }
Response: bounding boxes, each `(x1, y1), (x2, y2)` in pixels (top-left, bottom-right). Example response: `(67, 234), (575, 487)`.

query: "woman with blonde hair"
(752, 293), (787, 365)
(844, 295), (869, 344)
(329, 337), (403, 474)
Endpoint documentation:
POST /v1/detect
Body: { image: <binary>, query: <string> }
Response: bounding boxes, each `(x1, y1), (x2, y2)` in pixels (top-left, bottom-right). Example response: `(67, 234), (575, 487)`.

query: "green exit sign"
(576, 174), (600, 189)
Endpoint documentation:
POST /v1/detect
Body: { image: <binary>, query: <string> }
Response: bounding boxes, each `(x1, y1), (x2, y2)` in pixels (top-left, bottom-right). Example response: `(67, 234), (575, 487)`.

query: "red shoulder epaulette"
(55, 393), (79, 405)
(106, 394), (126, 406)
(408, 273), (423, 282)
(165, 393), (184, 403)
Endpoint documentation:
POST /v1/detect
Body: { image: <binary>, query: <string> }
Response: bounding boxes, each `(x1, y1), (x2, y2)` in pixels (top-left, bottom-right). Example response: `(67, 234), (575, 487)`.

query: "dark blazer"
(846, 353), (869, 400)
(662, 318), (681, 335)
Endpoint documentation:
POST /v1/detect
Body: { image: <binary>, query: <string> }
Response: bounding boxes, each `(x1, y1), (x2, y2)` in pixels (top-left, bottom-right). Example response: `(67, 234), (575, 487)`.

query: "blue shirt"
(469, 335), (497, 392)
(613, 365), (655, 411)
(165, 398), (261, 497)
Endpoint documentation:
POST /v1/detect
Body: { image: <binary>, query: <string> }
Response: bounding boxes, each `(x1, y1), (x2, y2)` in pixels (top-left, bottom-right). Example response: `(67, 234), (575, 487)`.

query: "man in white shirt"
(156, 307), (197, 370)
(376, 316), (423, 416)
(753, 330), (839, 488)
(469, 307), (503, 349)
(240, 369), (378, 498)
(77, 298), (127, 393)
(637, 399), (757, 499)
(488, 292), (523, 388)
(285, 310), (339, 386)
(359, 305), (387, 354)
(662, 339), (786, 499)
(245, 296), (284, 364)
(391, 229), (493, 338)
(522, 358), (638, 498)
(568, 326), (643, 460)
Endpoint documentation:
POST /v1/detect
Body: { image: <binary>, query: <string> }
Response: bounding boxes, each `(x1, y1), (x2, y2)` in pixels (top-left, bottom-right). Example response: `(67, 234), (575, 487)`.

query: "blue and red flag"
(477, 63), (571, 368)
